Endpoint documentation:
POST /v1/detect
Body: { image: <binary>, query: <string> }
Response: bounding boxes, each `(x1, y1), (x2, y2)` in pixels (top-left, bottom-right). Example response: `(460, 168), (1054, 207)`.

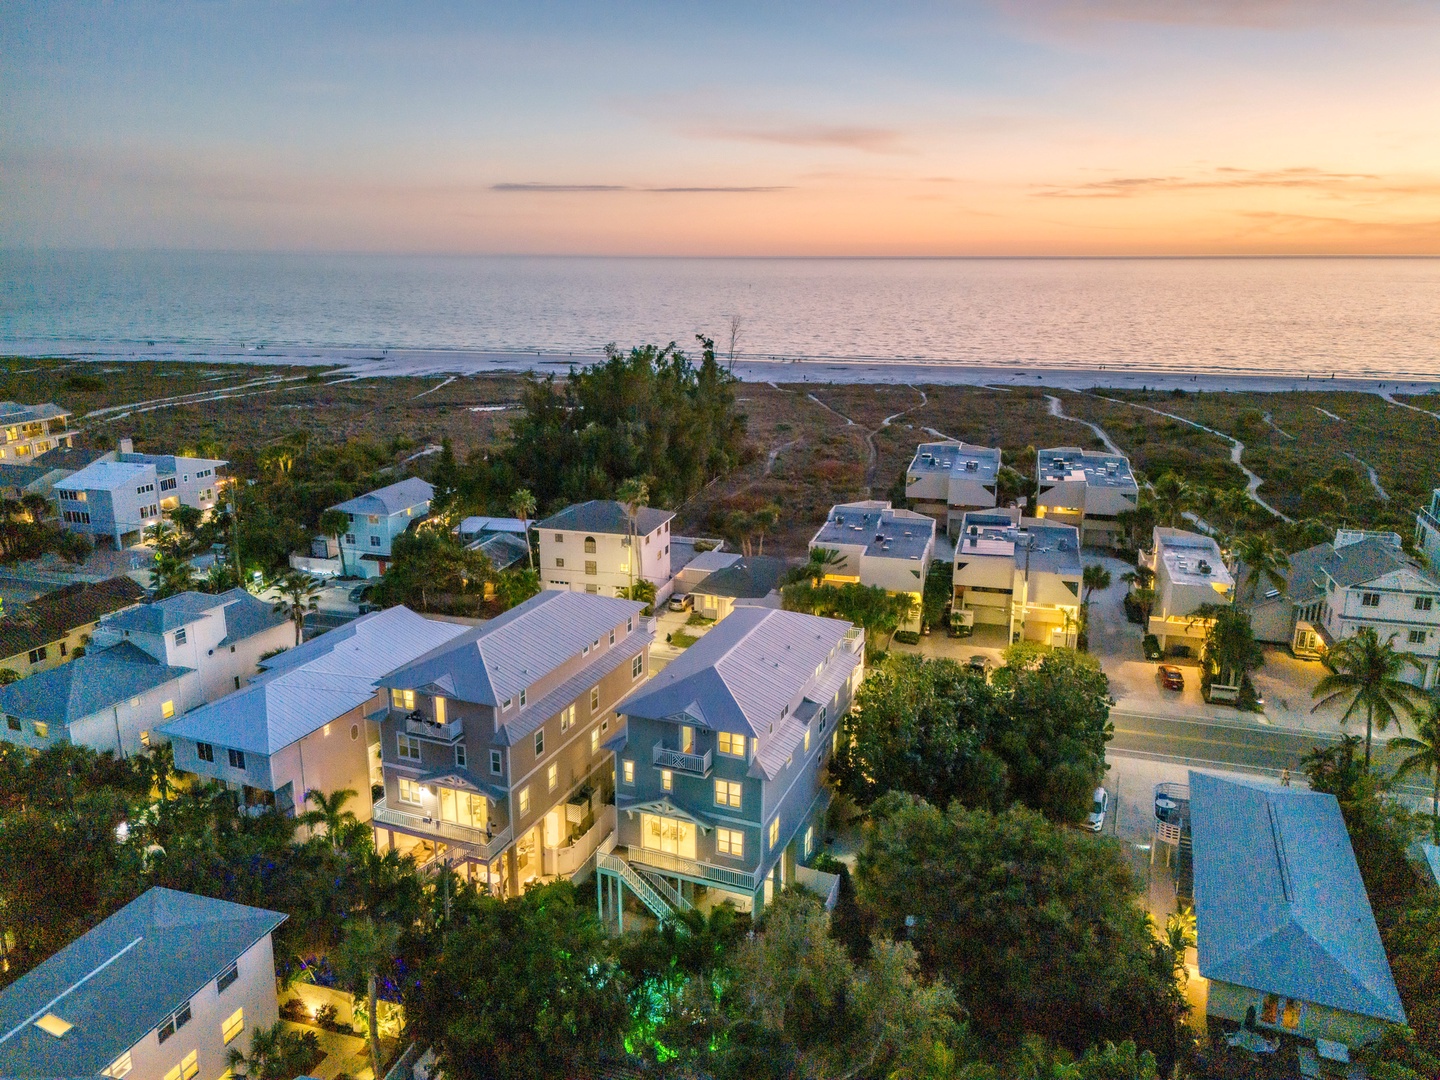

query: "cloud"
(686, 123), (907, 154)
(491, 182), (790, 194)
(1033, 166), (1390, 198)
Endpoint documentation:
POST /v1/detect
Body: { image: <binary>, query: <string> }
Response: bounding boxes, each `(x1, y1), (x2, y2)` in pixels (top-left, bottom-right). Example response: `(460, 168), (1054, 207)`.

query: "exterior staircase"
(634, 866), (694, 914)
(596, 851), (680, 922)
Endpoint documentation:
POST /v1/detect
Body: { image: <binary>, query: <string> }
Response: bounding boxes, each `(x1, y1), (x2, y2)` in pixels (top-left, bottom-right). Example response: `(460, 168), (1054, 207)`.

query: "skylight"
(34, 1013), (72, 1038)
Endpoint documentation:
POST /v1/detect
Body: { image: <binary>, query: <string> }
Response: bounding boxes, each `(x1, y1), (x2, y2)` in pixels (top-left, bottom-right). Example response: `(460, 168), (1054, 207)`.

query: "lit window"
(804, 729), (811, 753)
(397, 734), (421, 761)
(590, 686), (600, 711)
(104, 1051), (133, 1078)
(534, 729), (545, 756)
(718, 732), (746, 758)
(716, 827), (744, 857)
(547, 763), (558, 791)
(622, 760), (635, 784)
(661, 769), (672, 791)
(584, 536), (596, 553)
(34, 721), (49, 738)
(631, 655), (643, 680)
(585, 561), (597, 576)
(433, 696), (447, 725)
(34, 1013), (72, 1037)
(181, 1051), (199, 1080)
(804, 825), (814, 857)
(769, 817), (780, 850)
(391, 689), (415, 710)
(715, 780), (742, 809)
(560, 704), (575, 731)
(591, 728), (600, 754)
(518, 786), (530, 815)
(398, 778), (423, 805)
(161, 700), (175, 720)
(222, 1007), (244, 1044)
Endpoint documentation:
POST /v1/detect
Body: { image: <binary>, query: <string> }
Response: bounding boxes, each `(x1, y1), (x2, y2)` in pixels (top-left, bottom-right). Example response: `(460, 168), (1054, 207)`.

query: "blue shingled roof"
(0, 642), (190, 726)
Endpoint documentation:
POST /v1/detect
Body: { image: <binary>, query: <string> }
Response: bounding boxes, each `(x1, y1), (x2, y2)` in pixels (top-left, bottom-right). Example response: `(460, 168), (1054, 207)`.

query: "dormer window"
(391, 689), (416, 710)
(502, 697), (513, 711)
(519, 688), (527, 707)
(174, 628), (187, 646)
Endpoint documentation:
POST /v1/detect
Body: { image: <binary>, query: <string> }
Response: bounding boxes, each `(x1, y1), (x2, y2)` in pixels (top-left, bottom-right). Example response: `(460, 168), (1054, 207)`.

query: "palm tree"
(1082, 563), (1112, 606)
(1234, 533), (1289, 606)
(1151, 473), (1191, 529)
(508, 488), (536, 570)
(791, 546), (844, 586)
(20, 493), (51, 524)
(226, 1021), (319, 1080)
(151, 550), (199, 599)
(336, 916), (401, 1080)
(752, 504), (780, 556)
(318, 508), (351, 577)
(1312, 627), (1426, 768)
(495, 567), (540, 610)
(615, 478), (649, 594)
(270, 571), (322, 646)
(1389, 704), (1440, 843)
(299, 787), (358, 852)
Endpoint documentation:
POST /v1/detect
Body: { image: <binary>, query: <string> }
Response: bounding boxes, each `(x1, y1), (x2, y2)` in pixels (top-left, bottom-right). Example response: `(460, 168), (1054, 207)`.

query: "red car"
(1158, 665), (1185, 691)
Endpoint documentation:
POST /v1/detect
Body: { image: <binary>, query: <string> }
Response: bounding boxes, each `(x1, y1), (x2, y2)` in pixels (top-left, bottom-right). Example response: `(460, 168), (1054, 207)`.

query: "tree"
(270, 571), (321, 646)
(1234, 532), (1289, 605)
(225, 1021), (320, 1080)
(788, 546), (845, 587)
(299, 787), (359, 852)
(782, 580), (914, 651)
(151, 550), (200, 599)
(619, 578), (656, 615)
(336, 916), (400, 1080)
(370, 529), (491, 612)
(1150, 473), (1191, 529)
(1389, 704), (1440, 844)
(1082, 563), (1112, 606)
(1312, 627), (1426, 767)
(615, 477), (650, 595)
(0, 669), (19, 686)
(855, 794), (1186, 1066)
(507, 488), (536, 570)
(495, 567), (540, 610)
(1189, 601), (1263, 691)
(318, 508), (351, 577)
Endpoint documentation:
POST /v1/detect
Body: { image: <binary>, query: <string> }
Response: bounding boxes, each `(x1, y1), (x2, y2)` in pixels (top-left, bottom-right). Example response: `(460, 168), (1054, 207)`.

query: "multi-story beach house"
(905, 441), (1002, 538)
(809, 500), (935, 631)
(1190, 772), (1405, 1054)
(54, 446), (226, 549)
(0, 576), (145, 680)
(598, 607), (861, 925)
(689, 555), (786, 622)
(1417, 488), (1440, 569)
(0, 401), (77, 462)
(952, 509), (1082, 646)
(164, 606), (469, 820)
(1142, 527), (1235, 655)
(330, 477), (433, 579)
(1034, 447), (1139, 549)
(0, 888), (285, 1080)
(537, 499), (675, 597)
(0, 589), (290, 757)
(370, 590), (650, 895)
(1246, 530), (1440, 686)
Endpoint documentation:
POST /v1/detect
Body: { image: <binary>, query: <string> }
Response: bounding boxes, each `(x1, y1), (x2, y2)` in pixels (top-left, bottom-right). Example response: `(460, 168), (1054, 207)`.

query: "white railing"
(653, 744), (712, 775)
(373, 798), (513, 860)
(795, 865), (841, 911)
(635, 866), (694, 912)
(626, 845), (761, 892)
(596, 851), (676, 921)
(543, 805), (616, 878)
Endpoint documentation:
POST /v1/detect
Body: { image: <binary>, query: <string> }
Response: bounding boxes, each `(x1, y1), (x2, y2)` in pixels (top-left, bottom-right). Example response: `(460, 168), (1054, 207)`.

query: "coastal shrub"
(62, 373), (105, 392)
(892, 630), (920, 645)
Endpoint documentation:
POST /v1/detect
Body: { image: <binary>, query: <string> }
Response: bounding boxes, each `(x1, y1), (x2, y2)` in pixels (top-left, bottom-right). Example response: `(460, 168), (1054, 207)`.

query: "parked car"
(348, 583), (373, 604)
(668, 593), (693, 612)
(967, 654), (991, 677)
(1086, 787), (1109, 832)
(1142, 634), (1162, 661)
(1158, 665), (1185, 691)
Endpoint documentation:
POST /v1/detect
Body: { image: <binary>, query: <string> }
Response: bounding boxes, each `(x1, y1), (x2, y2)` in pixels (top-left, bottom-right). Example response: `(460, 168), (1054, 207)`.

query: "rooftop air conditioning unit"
(1198, 560), (1212, 575)
(965, 460), (978, 471)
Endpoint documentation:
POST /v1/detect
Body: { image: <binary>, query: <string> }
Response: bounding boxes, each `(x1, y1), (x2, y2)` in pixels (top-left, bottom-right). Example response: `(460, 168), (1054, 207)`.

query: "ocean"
(2, 251), (1438, 381)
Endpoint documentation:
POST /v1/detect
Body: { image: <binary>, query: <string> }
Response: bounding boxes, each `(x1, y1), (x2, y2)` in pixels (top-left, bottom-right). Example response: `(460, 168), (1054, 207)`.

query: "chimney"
(118, 437), (134, 455)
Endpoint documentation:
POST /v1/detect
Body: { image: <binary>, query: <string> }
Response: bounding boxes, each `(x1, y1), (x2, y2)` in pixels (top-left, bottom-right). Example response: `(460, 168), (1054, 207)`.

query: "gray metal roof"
(492, 628), (652, 746)
(616, 607), (855, 780)
(0, 401), (70, 424)
(0, 888), (285, 1080)
(692, 556), (787, 599)
(1190, 772), (1405, 1023)
(474, 533), (531, 572)
(1037, 446), (1137, 489)
(536, 499), (674, 536)
(811, 501), (934, 562)
(906, 441), (1001, 482)
(105, 589), (240, 635)
(0, 642), (191, 726)
(379, 590), (645, 708)
(1324, 536), (1435, 589)
(162, 607), (470, 756)
(458, 516), (529, 538)
(330, 476), (434, 517)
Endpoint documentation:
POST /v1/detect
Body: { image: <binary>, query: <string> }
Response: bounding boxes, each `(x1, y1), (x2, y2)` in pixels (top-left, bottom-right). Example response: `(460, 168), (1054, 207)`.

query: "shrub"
(892, 630), (920, 645)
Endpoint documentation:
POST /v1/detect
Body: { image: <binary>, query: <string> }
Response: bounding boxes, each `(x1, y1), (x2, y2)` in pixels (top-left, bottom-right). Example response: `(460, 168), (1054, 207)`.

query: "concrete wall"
(1206, 978), (1390, 1050)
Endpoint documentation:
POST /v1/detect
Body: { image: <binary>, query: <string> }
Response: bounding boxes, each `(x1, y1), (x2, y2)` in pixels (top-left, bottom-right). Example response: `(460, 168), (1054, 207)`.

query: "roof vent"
(1198, 560), (1212, 575)
(965, 459), (978, 471)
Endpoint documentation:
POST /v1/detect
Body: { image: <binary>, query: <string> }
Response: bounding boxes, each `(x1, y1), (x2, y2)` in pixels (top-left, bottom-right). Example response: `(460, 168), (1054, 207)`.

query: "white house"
(1143, 527), (1235, 653)
(905, 441), (1002, 538)
(537, 499), (674, 597)
(55, 449), (226, 549)
(0, 888), (285, 1080)
(330, 477), (434, 579)
(953, 510), (1082, 646)
(809, 500), (935, 631)
(1034, 447), (1139, 549)
(1417, 488), (1440, 570)
(0, 400), (77, 462)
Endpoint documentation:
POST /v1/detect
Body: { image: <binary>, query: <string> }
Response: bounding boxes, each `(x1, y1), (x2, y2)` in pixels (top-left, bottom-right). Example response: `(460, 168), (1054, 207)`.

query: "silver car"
(1085, 787), (1109, 833)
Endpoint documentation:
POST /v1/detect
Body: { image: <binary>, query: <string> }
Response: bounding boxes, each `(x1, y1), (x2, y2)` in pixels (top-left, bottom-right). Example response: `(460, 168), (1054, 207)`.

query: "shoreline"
(4, 339), (1438, 396)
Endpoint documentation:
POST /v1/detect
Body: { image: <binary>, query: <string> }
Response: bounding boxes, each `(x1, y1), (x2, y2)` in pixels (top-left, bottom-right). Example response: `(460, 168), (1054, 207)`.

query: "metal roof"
(616, 607), (855, 780)
(906, 441), (1001, 482)
(0, 888), (285, 1080)
(1190, 772), (1405, 1024)
(1037, 446), (1137, 489)
(1324, 536), (1436, 589)
(458, 516), (529, 538)
(492, 629), (652, 746)
(330, 476), (434, 517)
(474, 533), (530, 571)
(379, 590), (645, 708)
(0, 401), (70, 424)
(53, 459), (153, 493)
(811, 501), (934, 562)
(535, 499), (674, 536)
(161, 607), (470, 756)
(0, 641), (192, 725)
(104, 589), (283, 640)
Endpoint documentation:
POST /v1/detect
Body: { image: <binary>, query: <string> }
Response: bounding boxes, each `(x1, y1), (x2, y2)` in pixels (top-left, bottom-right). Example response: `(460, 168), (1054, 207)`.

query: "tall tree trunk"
(1431, 771), (1438, 845)
(1364, 701), (1374, 769)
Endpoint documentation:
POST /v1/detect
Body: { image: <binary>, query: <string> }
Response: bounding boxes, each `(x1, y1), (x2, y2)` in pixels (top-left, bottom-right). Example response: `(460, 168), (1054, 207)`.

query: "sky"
(3, 1), (1439, 256)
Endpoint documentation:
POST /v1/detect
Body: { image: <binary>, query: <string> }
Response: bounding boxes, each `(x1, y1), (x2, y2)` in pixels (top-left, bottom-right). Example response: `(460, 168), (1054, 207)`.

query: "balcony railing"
(404, 713), (464, 742)
(1419, 505), (1440, 536)
(372, 798), (513, 860)
(543, 805), (616, 879)
(652, 744), (712, 776)
(623, 844), (761, 892)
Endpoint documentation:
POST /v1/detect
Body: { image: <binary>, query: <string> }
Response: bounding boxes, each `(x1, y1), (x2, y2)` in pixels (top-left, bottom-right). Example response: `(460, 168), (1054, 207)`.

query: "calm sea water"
(2, 251), (1438, 379)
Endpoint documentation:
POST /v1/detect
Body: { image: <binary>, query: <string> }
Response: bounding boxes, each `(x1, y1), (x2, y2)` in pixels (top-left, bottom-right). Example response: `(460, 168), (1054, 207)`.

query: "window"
(601, 715), (610, 732)
(818, 706), (828, 733)
(158, 1000), (192, 1043)
(584, 536), (597, 553)
(559, 704), (575, 731)
(104, 1051), (133, 1078)
(490, 749), (503, 774)
(34, 720), (50, 738)
(804, 729), (811, 753)
(534, 729), (545, 756)
(622, 759), (635, 784)
(217, 961), (239, 993)
(1362, 592), (1381, 607)
(715, 780), (742, 809)
(769, 817), (780, 850)
(585, 560), (598, 576)
(591, 728), (600, 754)
(227, 748), (246, 770)
(519, 688), (527, 707)
(398, 777), (423, 805)
(345, 533), (355, 546)
(661, 769), (673, 791)
(1409, 629), (1427, 644)
(174, 628), (187, 646)
(609, 629), (616, 645)
(641, 812), (696, 858)
(627, 616), (634, 632)
(397, 734), (421, 761)
(716, 827), (744, 858)
(804, 825), (815, 857)
(518, 786), (531, 815)
(5, 716), (18, 731)
(59, 642), (67, 657)
(391, 689), (415, 710)
(368, 514), (380, 525)
(555, 557), (565, 568)
(370, 535), (381, 547)
(438, 787), (486, 829)
(197, 742), (214, 763)
(547, 763), (558, 791)
(160, 477), (177, 491)
(161, 700), (175, 720)
(433, 696), (446, 726)
(163, 1050), (199, 1080)
(632, 655), (643, 680)
(1417, 596), (1434, 611)
(222, 1007), (244, 1044)
(554, 532), (564, 543)
(454, 743), (466, 768)
(501, 697), (513, 711)
(718, 732), (746, 758)
(1260, 994), (1279, 1025)
(590, 686), (600, 711)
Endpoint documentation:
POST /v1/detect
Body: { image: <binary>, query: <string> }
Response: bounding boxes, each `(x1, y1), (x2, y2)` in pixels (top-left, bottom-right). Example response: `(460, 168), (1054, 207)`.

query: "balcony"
(372, 797), (513, 861)
(623, 844), (761, 893)
(653, 744), (712, 776)
(404, 712), (463, 742)
(1419, 505), (1440, 537)
(543, 805), (616, 879)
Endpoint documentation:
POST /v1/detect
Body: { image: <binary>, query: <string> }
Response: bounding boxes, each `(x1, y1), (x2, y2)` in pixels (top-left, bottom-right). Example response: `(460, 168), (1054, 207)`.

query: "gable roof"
(694, 555), (787, 599)
(475, 532), (531, 572)
(0, 888), (284, 1080)
(1324, 536), (1435, 589)
(616, 607), (855, 779)
(0, 641), (191, 725)
(162, 607), (470, 756)
(103, 589), (285, 642)
(536, 499), (674, 536)
(1190, 772), (1405, 1023)
(0, 401), (70, 425)
(379, 590), (645, 708)
(0, 578), (145, 661)
(330, 477), (434, 517)
(53, 459), (153, 493)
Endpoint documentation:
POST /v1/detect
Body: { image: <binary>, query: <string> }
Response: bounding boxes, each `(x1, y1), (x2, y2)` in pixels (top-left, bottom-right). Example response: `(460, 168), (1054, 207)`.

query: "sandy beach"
(5, 338), (1439, 396)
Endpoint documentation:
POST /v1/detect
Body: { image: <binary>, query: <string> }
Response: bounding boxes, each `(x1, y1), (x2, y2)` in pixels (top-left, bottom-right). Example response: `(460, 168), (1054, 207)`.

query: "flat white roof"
(1156, 530), (1234, 588)
(54, 460), (153, 492)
